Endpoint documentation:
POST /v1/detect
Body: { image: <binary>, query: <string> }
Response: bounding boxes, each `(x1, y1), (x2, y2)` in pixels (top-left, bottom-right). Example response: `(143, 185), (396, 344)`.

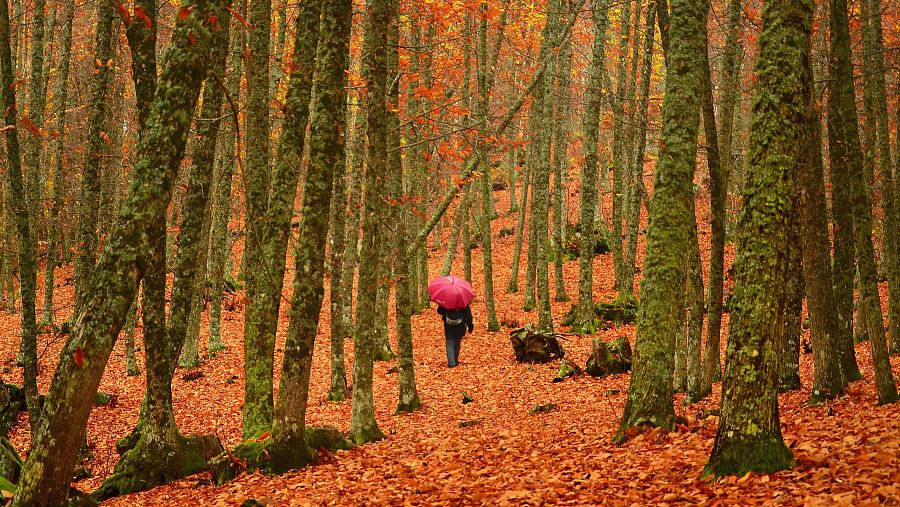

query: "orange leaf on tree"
(178, 6), (193, 21)
(115, 3), (131, 24)
(134, 5), (152, 29)
(227, 5), (249, 29)
(73, 347), (85, 368)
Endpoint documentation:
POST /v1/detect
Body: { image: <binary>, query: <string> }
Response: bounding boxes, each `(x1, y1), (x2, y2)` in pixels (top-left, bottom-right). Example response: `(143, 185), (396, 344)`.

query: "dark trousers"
(445, 325), (464, 367)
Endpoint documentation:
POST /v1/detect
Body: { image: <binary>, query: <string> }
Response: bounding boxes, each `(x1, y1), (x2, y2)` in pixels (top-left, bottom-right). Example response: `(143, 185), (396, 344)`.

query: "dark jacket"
(438, 305), (474, 337)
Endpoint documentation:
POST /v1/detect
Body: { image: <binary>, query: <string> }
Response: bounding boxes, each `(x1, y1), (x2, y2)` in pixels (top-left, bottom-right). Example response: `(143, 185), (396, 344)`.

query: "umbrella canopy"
(428, 276), (474, 310)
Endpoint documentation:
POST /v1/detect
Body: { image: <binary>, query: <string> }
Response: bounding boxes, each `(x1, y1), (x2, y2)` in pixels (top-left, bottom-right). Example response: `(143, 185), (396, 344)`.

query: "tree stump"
(509, 325), (565, 363)
(585, 337), (632, 377)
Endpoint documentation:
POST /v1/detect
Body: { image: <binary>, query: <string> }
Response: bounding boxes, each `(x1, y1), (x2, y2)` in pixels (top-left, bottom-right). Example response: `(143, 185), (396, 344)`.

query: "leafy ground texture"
(2, 183), (900, 506)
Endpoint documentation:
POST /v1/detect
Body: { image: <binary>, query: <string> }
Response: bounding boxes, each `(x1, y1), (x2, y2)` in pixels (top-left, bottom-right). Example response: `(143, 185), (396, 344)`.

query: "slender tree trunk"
(860, 0), (899, 357)
(611, 0), (634, 293)
(207, 17), (242, 353)
(797, 50), (847, 401)
(574, 0), (609, 328)
(242, 0), (320, 439)
(550, 3), (572, 303)
(270, 0), (351, 471)
(778, 215), (803, 392)
(42, 0), (75, 325)
(124, 296), (140, 376)
(476, 3), (500, 330)
(827, 0), (863, 382)
(621, 0), (657, 297)
(23, 0), (45, 249)
(350, 0), (391, 446)
(74, 4), (116, 312)
(0, 0), (38, 438)
(705, 0), (809, 477)
(11, 1), (226, 501)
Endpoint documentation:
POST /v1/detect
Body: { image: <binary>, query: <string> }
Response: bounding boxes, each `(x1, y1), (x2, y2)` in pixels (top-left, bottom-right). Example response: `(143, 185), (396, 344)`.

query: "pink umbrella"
(428, 276), (475, 310)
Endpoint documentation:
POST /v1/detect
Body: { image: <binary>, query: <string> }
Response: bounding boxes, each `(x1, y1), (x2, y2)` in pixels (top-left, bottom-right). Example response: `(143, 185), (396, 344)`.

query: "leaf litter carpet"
(1, 187), (899, 506)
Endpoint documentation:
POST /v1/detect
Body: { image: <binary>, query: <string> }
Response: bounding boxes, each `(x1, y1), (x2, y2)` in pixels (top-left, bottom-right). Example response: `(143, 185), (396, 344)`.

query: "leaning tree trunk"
(0, 0), (38, 438)
(350, 0), (391, 446)
(617, 0), (705, 439)
(269, 0), (349, 472)
(10, 1), (226, 502)
(241, 0), (320, 440)
(574, 0), (609, 328)
(705, 0), (807, 477)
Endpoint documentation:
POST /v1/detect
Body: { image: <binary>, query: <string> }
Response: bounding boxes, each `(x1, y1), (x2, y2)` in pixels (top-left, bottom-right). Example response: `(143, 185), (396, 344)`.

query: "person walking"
(428, 275), (476, 368)
(438, 304), (473, 367)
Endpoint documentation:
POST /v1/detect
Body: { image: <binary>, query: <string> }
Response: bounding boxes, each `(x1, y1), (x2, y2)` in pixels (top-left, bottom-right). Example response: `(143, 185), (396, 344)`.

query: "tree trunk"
(797, 49), (847, 402)
(550, 3), (572, 303)
(826, 0), (863, 382)
(42, 0), (75, 325)
(621, 0), (658, 297)
(0, 0), (38, 438)
(74, 3), (116, 313)
(705, 0), (808, 477)
(242, 0), (319, 440)
(617, 0), (705, 438)
(778, 215), (803, 393)
(507, 164), (530, 293)
(859, 0), (899, 357)
(700, 0), (727, 389)
(350, 0), (391, 446)
(476, 3), (500, 330)
(574, 0), (609, 328)
(11, 1), (226, 501)
(207, 17), (243, 353)
(270, 0), (349, 471)
(610, 0), (634, 293)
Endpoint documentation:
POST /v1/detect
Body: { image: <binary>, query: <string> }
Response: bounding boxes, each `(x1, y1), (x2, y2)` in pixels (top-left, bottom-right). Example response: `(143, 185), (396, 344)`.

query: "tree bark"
(11, 1), (226, 501)
(242, 0), (320, 440)
(705, 0), (809, 477)
(270, 0), (350, 471)
(617, 0), (706, 438)
(350, 0), (391, 446)
(574, 0), (609, 327)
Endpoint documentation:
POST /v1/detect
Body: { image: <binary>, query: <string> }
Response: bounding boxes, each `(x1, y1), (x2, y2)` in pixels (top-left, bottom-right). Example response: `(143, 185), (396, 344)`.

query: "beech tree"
(706, 0), (811, 476)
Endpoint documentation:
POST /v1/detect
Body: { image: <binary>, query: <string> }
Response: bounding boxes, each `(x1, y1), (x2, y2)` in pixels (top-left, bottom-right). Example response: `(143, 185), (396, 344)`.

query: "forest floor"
(2, 184), (900, 506)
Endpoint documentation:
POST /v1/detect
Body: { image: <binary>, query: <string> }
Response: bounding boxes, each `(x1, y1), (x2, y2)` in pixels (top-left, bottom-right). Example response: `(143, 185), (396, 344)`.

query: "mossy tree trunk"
(207, 20), (242, 353)
(617, 0), (706, 438)
(705, 0), (742, 384)
(550, 2), (571, 303)
(621, 0), (657, 298)
(507, 163), (530, 293)
(610, 0), (634, 294)
(574, 0), (609, 327)
(74, 3), (115, 313)
(797, 49), (847, 402)
(705, 0), (809, 477)
(242, 0), (320, 440)
(270, 0), (349, 472)
(0, 0), (38, 438)
(475, 2), (502, 331)
(240, 0), (275, 440)
(826, 0), (863, 382)
(11, 1), (226, 502)
(350, 0), (391, 446)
